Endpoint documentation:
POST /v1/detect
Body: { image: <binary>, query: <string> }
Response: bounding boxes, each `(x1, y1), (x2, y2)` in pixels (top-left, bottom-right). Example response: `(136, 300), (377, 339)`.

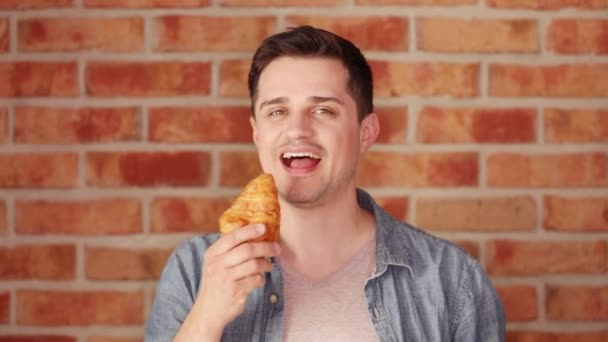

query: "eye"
(313, 107), (335, 116)
(268, 108), (286, 117)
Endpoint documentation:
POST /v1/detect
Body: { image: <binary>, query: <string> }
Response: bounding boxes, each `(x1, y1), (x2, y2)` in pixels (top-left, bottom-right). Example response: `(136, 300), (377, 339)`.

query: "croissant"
(219, 173), (280, 242)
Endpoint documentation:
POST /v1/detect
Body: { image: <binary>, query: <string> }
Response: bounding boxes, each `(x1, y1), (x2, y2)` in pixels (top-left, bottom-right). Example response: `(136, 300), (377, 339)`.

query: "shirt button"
(372, 306), (380, 319)
(270, 294), (278, 304)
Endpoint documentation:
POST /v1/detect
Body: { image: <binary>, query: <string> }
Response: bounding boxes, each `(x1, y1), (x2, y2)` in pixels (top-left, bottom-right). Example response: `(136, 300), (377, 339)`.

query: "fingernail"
(256, 224), (265, 234)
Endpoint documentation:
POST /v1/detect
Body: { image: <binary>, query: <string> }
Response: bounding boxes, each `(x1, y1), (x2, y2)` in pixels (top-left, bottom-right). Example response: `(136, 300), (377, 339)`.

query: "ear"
(359, 113), (379, 152)
(250, 116), (258, 146)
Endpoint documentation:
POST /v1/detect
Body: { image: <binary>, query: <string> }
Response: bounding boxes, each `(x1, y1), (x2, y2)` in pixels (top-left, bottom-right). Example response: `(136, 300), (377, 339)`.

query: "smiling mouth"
(281, 152), (322, 169)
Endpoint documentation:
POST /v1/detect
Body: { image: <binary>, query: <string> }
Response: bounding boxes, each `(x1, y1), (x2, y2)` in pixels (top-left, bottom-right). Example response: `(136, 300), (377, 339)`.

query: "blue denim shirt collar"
(356, 188), (415, 278)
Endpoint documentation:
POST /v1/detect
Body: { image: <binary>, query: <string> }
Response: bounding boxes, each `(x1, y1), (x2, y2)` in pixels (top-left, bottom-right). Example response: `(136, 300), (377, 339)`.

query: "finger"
(208, 224), (266, 256)
(228, 257), (273, 281)
(223, 242), (280, 268)
(232, 273), (266, 301)
(223, 273), (266, 304)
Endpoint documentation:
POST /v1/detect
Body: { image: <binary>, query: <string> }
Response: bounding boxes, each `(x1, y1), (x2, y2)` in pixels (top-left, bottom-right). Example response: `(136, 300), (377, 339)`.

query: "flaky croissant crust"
(219, 173), (280, 242)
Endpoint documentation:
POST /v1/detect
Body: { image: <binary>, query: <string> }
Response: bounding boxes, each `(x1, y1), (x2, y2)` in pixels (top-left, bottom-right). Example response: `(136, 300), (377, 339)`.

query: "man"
(146, 25), (505, 342)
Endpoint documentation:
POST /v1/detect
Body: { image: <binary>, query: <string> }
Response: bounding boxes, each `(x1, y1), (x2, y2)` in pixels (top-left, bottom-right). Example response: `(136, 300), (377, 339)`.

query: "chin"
(279, 186), (331, 208)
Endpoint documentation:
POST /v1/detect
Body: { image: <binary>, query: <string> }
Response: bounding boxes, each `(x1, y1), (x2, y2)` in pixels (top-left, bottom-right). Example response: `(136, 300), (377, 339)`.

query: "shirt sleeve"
(144, 237), (208, 342)
(452, 258), (506, 342)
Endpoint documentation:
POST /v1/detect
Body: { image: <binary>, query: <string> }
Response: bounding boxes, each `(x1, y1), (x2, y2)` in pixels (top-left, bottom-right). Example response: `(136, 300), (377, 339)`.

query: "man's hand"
(174, 224), (280, 341)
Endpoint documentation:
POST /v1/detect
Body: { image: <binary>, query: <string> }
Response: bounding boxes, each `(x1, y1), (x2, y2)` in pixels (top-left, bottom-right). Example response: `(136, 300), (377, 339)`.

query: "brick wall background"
(0, 0), (607, 341)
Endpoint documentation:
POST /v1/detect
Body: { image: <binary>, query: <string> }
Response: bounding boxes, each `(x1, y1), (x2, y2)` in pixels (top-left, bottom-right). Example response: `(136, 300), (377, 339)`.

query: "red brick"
(86, 152), (211, 187)
(375, 107), (408, 143)
(17, 290), (144, 325)
(548, 19), (608, 54)
(490, 64), (608, 97)
(149, 106), (252, 143)
(0, 108), (6, 143)
(0, 337), (76, 342)
(357, 0), (474, 4)
(487, 152), (608, 187)
(155, 16), (275, 52)
(506, 331), (608, 342)
(0, 0), (72, 9)
(488, 0), (608, 10)
(418, 18), (537, 53)
(223, 0), (342, 5)
(86, 247), (173, 280)
(359, 152), (478, 187)
(14, 107), (140, 144)
(19, 17), (143, 52)
(486, 240), (607, 275)
(219, 151), (263, 187)
(85, 0), (209, 7)
(149, 288), (156, 305)
(86, 62), (210, 97)
(0, 245), (75, 280)
(415, 197), (535, 232)
(150, 285), (157, 295)
(544, 196), (608, 232)
(151, 197), (232, 233)
(496, 286), (538, 321)
(15, 199), (142, 235)
(286, 16), (408, 51)
(88, 337), (142, 342)
(0, 153), (78, 188)
(0, 200), (6, 233)
(0, 292), (8, 323)
(544, 109), (608, 143)
(547, 285), (608, 321)
(417, 107), (536, 143)
(371, 61), (479, 97)
(0, 62), (78, 97)
(374, 197), (408, 221)
(0, 18), (8, 52)
(219, 60), (249, 98)
(453, 240), (479, 260)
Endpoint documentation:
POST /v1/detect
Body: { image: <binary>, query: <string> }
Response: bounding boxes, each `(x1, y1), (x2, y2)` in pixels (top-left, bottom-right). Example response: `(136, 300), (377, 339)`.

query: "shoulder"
(379, 214), (504, 332)
(172, 233), (221, 262)
(367, 190), (492, 296)
(388, 220), (503, 328)
(157, 233), (221, 294)
(146, 233), (222, 341)
(166, 233), (221, 277)
(404, 221), (477, 272)
(361, 190), (477, 278)
(388, 218), (480, 278)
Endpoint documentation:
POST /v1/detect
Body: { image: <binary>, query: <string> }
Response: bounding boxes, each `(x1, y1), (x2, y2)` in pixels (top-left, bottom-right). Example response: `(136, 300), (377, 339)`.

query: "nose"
(284, 111), (314, 140)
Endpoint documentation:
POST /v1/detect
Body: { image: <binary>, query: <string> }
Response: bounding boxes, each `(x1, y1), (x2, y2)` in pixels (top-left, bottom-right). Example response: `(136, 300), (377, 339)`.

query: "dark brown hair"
(248, 25), (373, 122)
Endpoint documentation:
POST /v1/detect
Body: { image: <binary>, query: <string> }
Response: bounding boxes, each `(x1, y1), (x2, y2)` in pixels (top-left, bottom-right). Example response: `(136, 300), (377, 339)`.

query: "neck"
(278, 188), (375, 280)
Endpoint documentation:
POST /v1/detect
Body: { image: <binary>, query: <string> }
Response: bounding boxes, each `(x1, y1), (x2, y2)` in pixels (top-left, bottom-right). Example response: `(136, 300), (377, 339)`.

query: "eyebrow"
(258, 97), (288, 111)
(309, 96), (344, 105)
(258, 96), (344, 111)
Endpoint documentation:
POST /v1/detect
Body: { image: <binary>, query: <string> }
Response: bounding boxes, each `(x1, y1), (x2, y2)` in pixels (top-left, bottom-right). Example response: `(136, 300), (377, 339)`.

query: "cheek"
(254, 125), (275, 147)
(348, 134), (364, 164)
(255, 136), (278, 170)
(332, 132), (360, 161)
(343, 129), (361, 151)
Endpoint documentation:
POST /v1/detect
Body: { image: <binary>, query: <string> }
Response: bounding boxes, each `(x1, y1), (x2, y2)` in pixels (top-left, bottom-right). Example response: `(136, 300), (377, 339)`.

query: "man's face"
(250, 56), (378, 208)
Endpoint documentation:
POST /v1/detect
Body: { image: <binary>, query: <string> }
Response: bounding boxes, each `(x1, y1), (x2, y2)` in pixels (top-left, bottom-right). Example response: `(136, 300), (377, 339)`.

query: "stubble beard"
(279, 164), (357, 209)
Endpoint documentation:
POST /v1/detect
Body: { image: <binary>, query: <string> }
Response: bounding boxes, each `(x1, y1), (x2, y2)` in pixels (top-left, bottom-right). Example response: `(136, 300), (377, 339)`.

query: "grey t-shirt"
(279, 234), (378, 342)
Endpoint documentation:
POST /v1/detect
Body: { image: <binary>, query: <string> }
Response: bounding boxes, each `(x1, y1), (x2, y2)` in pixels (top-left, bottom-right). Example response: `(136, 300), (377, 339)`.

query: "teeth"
(282, 152), (321, 159)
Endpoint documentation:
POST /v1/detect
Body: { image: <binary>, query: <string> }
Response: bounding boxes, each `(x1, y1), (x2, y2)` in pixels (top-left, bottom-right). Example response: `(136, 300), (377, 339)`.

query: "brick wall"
(0, 0), (607, 341)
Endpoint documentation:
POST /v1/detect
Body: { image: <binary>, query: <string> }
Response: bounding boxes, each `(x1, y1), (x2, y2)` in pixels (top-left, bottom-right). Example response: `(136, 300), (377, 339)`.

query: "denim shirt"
(145, 189), (505, 342)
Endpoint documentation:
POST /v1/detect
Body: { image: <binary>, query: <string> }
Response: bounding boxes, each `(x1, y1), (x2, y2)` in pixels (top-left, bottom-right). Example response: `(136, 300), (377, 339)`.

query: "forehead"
(257, 57), (350, 100)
